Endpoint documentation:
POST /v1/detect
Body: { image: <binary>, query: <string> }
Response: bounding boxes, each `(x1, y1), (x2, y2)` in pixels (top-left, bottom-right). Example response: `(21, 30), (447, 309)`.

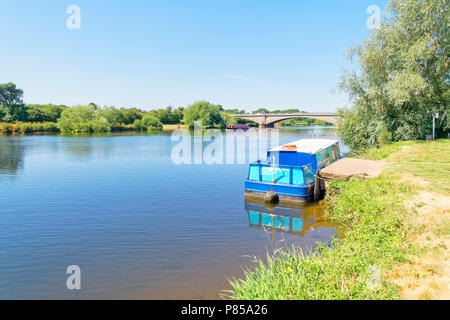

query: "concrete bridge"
(229, 112), (338, 128)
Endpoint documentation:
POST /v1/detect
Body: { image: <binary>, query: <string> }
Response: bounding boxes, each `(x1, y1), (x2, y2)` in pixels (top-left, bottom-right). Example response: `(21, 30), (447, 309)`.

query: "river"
(0, 126), (347, 299)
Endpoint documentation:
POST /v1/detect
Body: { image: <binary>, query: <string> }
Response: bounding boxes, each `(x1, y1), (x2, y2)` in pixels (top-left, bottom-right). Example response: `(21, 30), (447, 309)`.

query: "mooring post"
(314, 174), (321, 201)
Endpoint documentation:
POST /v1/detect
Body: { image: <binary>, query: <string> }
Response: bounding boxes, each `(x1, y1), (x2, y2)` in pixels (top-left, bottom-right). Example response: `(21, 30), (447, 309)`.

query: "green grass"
(226, 139), (450, 300)
(346, 141), (414, 160)
(435, 219), (450, 236)
(384, 139), (450, 193)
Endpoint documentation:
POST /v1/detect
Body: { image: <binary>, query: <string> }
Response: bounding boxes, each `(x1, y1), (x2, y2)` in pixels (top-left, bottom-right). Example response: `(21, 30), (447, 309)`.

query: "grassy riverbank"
(227, 139), (449, 300)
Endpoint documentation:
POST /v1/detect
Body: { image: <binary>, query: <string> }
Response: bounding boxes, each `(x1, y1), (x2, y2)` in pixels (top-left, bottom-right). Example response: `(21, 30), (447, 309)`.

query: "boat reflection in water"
(245, 201), (344, 243)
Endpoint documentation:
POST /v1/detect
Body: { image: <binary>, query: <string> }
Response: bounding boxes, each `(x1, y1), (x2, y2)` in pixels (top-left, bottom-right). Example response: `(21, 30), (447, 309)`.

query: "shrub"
(141, 115), (163, 130)
(110, 122), (133, 131)
(132, 119), (142, 130)
(0, 122), (59, 134)
(58, 106), (110, 133)
(26, 104), (67, 122)
(183, 101), (226, 128)
(379, 127), (393, 145)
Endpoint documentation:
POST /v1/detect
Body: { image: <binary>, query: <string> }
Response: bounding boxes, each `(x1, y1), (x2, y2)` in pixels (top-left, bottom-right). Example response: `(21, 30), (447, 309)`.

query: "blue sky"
(0, 0), (388, 112)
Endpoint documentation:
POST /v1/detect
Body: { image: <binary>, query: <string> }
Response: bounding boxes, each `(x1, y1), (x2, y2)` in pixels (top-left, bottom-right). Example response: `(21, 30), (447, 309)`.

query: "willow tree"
(338, 0), (449, 149)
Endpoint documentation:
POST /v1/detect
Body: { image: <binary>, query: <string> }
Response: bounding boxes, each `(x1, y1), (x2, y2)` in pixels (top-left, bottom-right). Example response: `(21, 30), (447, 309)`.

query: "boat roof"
(269, 139), (338, 154)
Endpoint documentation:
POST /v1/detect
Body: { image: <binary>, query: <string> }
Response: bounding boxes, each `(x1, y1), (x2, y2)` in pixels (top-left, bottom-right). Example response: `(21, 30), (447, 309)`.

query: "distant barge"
(227, 124), (249, 129)
(245, 139), (341, 205)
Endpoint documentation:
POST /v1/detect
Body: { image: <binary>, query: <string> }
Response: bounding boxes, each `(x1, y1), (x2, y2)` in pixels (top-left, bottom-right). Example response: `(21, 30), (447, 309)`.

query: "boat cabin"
(267, 139), (341, 173)
(245, 139), (341, 203)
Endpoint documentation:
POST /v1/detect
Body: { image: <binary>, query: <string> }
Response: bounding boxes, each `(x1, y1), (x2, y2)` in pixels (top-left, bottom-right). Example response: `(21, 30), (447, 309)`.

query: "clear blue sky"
(0, 0), (388, 112)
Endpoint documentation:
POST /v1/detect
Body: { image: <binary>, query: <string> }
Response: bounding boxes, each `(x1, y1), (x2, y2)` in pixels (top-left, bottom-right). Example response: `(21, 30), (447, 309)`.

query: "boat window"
(249, 165), (260, 181)
(292, 168), (304, 185)
(261, 167), (290, 184)
(325, 153), (330, 166)
(302, 164), (315, 185)
(331, 145), (336, 161)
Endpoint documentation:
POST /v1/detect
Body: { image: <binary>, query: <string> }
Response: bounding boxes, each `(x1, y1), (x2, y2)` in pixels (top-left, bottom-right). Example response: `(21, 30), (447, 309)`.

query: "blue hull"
(245, 180), (314, 202)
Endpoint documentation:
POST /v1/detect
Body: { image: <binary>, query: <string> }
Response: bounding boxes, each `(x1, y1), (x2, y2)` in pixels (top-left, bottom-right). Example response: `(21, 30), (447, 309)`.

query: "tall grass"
(226, 175), (413, 300)
(0, 122), (59, 134)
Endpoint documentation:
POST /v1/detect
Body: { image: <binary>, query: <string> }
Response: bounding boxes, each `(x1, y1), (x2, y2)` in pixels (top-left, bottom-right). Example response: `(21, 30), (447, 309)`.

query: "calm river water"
(0, 126), (347, 299)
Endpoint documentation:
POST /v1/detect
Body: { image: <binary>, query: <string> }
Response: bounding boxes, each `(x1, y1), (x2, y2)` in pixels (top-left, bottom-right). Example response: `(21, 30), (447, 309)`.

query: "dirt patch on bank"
(387, 191), (450, 300)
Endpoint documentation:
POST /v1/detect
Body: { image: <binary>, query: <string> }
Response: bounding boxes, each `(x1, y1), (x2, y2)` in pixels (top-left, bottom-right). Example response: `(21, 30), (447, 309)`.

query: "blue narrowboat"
(245, 139), (341, 205)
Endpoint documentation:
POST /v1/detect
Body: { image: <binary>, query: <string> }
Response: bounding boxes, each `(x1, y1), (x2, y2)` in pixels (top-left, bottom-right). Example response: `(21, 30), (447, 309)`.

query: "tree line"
(0, 82), (328, 133)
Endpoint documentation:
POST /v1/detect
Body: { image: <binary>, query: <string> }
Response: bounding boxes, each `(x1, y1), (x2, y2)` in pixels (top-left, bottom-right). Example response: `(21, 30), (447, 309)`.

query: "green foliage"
(347, 141), (413, 160)
(220, 111), (238, 125)
(337, 107), (384, 150)
(141, 115), (163, 130)
(132, 119), (142, 130)
(183, 101), (226, 128)
(281, 118), (330, 127)
(0, 82), (23, 105)
(379, 127), (393, 144)
(339, 0), (450, 149)
(58, 105), (110, 133)
(116, 107), (144, 124)
(252, 108), (270, 114)
(223, 109), (257, 125)
(0, 122), (59, 134)
(224, 108), (246, 114)
(101, 106), (145, 126)
(101, 106), (123, 126)
(0, 82), (27, 122)
(282, 119), (308, 126)
(26, 104), (68, 122)
(271, 108), (301, 114)
(147, 106), (184, 124)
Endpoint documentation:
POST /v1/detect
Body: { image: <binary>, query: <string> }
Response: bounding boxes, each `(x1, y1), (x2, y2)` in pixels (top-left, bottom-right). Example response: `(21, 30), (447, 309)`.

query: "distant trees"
(26, 104), (68, 122)
(0, 82), (27, 122)
(224, 108), (246, 114)
(0, 83), (69, 123)
(338, 0), (449, 149)
(281, 118), (329, 126)
(147, 106), (184, 125)
(141, 115), (163, 131)
(1, 82), (338, 133)
(58, 105), (110, 133)
(183, 101), (226, 128)
(101, 107), (126, 126)
(101, 106), (147, 126)
(252, 108), (270, 114)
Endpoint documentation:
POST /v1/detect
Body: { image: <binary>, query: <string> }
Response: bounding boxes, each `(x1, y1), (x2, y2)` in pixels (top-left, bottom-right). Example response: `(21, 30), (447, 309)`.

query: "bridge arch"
(229, 112), (338, 128)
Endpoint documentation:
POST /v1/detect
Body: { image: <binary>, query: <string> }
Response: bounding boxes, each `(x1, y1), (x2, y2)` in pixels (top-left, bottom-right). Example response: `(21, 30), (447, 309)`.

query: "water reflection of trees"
(0, 141), (25, 175)
(60, 136), (114, 160)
